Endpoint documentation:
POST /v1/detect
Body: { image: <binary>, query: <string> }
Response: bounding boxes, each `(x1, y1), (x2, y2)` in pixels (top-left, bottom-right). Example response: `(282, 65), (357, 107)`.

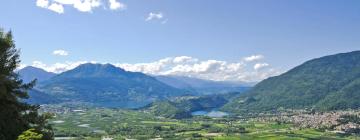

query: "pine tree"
(0, 29), (53, 140)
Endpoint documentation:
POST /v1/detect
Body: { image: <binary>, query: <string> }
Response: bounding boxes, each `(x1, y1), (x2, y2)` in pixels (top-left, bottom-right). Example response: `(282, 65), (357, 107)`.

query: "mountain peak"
(63, 63), (127, 78)
(20, 66), (48, 72)
(38, 63), (186, 108)
(76, 63), (122, 70)
(18, 66), (56, 83)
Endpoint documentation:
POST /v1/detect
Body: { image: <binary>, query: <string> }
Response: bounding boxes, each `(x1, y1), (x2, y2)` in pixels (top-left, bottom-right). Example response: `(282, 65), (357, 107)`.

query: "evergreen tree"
(0, 29), (53, 140)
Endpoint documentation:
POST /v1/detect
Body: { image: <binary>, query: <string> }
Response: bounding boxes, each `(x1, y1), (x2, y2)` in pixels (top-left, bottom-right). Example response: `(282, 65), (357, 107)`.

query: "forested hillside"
(223, 51), (360, 113)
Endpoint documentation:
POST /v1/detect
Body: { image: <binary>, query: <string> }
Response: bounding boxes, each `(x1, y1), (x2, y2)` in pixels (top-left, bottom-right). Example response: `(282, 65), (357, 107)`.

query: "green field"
(47, 107), (359, 140)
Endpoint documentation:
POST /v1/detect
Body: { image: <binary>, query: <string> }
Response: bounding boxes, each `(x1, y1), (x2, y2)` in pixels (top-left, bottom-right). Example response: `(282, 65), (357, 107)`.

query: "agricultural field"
(47, 107), (360, 140)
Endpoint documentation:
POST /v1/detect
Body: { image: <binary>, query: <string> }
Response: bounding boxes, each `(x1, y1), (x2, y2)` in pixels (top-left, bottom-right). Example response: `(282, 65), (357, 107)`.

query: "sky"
(0, 0), (359, 82)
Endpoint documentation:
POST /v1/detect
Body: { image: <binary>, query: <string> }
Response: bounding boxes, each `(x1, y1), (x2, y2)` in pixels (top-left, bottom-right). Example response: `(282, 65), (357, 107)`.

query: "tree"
(0, 29), (53, 140)
(17, 129), (43, 140)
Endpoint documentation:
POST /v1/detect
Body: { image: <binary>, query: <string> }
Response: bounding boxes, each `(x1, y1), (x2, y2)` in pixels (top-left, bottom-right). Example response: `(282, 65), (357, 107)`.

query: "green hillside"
(223, 51), (360, 113)
(37, 63), (188, 108)
(142, 93), (239, 119)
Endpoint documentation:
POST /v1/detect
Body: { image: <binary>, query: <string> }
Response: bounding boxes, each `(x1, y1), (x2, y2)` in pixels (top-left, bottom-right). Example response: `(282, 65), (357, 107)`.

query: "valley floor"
(41, 105), (360, 140)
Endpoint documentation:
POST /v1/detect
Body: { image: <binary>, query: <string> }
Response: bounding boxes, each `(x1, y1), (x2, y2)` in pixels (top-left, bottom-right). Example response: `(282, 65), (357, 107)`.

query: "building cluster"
(253, 110), (360, 134)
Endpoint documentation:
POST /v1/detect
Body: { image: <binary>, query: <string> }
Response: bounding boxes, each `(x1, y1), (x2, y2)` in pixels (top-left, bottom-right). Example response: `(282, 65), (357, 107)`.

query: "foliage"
(17, 129), (43, 140)
(0, 29), (53, 140)
(143, 100), (191, 119)
(142, 94), (232, 119)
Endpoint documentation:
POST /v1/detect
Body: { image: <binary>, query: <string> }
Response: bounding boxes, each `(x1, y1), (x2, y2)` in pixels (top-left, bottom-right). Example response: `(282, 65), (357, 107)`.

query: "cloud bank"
(36, 0), (126, 13)
(115, 56), (281, 82)
(24, 55), (282, 82)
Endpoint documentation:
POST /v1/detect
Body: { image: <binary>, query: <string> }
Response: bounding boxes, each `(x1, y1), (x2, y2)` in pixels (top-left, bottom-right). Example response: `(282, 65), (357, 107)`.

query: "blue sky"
(1, 0), (359, 82)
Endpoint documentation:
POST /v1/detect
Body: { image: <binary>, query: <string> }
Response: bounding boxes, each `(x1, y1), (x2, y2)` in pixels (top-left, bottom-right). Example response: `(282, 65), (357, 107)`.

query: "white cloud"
(146, 12), (163, 21)
(36, 0), (64, 14)
(116, 56), (281, 82)
(25, 55), (282, 82)
(109, 0), (126, 10)
(32, 61), (48, 69)
(17, 64), (28, 70)
(173, 56), (197, 63)
(31, 61), (91, 73)
(53, 50), (69, 56)
(36, 0), (49, 8)
(254, 63), (269, 70)
(73, 0), (101, 12)
(48, 3), (64, 14)
(244, 55), (264, 62)
(35, 0), (125, 13)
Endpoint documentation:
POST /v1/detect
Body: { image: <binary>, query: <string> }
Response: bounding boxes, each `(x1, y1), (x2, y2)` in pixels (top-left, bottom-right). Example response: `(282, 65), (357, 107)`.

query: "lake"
(191, 110), (229, 118)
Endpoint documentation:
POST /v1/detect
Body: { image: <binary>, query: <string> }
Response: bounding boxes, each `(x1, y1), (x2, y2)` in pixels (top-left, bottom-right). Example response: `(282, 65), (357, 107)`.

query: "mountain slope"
(142, 94), (233, 119)
(155, 75), (252, 95)
(37, 63), (188, 108)
(25, 89), (59, 104)
(18, 66), (56, 83)
(223, 51), (360, 113)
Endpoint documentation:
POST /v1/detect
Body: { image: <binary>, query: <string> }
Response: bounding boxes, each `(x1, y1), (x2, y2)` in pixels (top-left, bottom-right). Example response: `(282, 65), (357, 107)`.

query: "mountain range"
(36, 63), (190, 108)
(19, 63), (250, 108)
(223, 50), (360, 113)
(19, 50), (360, 113)
(155, 75), (252, 95)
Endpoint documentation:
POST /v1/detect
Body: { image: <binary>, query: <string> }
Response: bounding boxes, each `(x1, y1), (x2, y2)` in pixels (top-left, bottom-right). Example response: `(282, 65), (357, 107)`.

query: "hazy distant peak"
(58, 63), (128, 78)
(18, 66), (56, 83)
(75, 63), (124, 71)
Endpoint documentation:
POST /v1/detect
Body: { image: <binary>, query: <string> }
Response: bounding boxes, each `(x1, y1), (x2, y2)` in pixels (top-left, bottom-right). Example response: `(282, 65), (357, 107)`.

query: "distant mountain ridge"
(223, 51), (360, 113)
(19, 64), (251, 107)
(18, 66), (56, 83)
(155, 75), (252, 95)
(19, 51), (360, 113)
(32, 63), (189, 108)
